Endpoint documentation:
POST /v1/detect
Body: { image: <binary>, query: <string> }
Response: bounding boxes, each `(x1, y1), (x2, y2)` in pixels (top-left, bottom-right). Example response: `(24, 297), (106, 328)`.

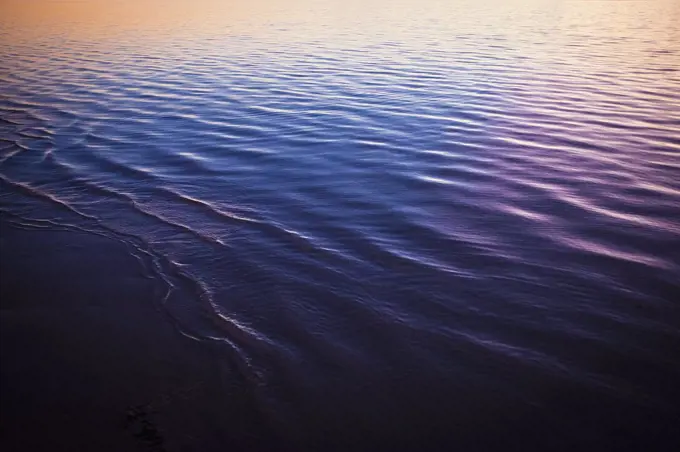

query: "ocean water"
(1, 0), (680, 450)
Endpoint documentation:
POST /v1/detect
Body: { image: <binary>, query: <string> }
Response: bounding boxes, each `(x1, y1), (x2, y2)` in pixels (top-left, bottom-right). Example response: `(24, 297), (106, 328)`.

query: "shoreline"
(0, 217), (276, 452)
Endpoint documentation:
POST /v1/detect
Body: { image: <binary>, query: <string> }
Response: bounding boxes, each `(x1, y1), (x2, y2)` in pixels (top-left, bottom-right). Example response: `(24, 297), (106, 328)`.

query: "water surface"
(1, 0), (680, 450)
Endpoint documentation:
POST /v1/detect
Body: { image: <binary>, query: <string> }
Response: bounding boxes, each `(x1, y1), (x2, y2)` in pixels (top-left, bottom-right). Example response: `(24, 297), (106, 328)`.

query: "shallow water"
(1, 0), (680, 449)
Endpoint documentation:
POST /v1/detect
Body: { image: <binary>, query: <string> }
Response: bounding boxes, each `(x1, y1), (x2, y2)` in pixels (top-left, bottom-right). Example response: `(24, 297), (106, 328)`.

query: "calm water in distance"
(1, 0), (680, 450)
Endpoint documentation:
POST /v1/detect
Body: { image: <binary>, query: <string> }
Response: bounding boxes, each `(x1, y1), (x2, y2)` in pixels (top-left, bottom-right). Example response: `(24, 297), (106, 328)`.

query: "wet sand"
(0, 218), (276, 452)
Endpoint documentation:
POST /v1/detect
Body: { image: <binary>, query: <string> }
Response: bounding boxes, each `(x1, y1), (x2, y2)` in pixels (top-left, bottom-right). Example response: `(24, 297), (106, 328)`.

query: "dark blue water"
(1, 0), (680, 450)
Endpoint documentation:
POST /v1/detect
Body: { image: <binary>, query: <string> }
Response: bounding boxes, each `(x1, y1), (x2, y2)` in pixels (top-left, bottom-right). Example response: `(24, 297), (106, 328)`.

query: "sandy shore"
(0, 218), (277, 452)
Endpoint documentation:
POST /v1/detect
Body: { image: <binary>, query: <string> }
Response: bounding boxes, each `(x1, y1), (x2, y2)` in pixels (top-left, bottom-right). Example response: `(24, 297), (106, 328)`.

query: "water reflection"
(1, 0), (679, 450)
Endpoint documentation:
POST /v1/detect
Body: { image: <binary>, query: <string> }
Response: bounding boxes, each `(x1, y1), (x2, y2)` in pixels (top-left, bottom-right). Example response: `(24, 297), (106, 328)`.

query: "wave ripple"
(2, 0), (680, 449)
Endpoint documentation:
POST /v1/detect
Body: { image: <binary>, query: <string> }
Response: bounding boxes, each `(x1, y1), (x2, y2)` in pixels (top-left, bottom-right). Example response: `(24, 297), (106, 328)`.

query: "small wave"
(2, 2), (680, 444)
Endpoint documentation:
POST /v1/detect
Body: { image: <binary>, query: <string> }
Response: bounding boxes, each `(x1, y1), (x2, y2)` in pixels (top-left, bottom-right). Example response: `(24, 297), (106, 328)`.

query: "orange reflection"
(1, 0), (678, 61)
(0, 0), (284, 40)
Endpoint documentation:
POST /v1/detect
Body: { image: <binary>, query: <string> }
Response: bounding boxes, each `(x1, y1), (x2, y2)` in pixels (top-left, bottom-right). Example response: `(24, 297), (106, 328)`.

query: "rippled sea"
(2, 0), (680, 450)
